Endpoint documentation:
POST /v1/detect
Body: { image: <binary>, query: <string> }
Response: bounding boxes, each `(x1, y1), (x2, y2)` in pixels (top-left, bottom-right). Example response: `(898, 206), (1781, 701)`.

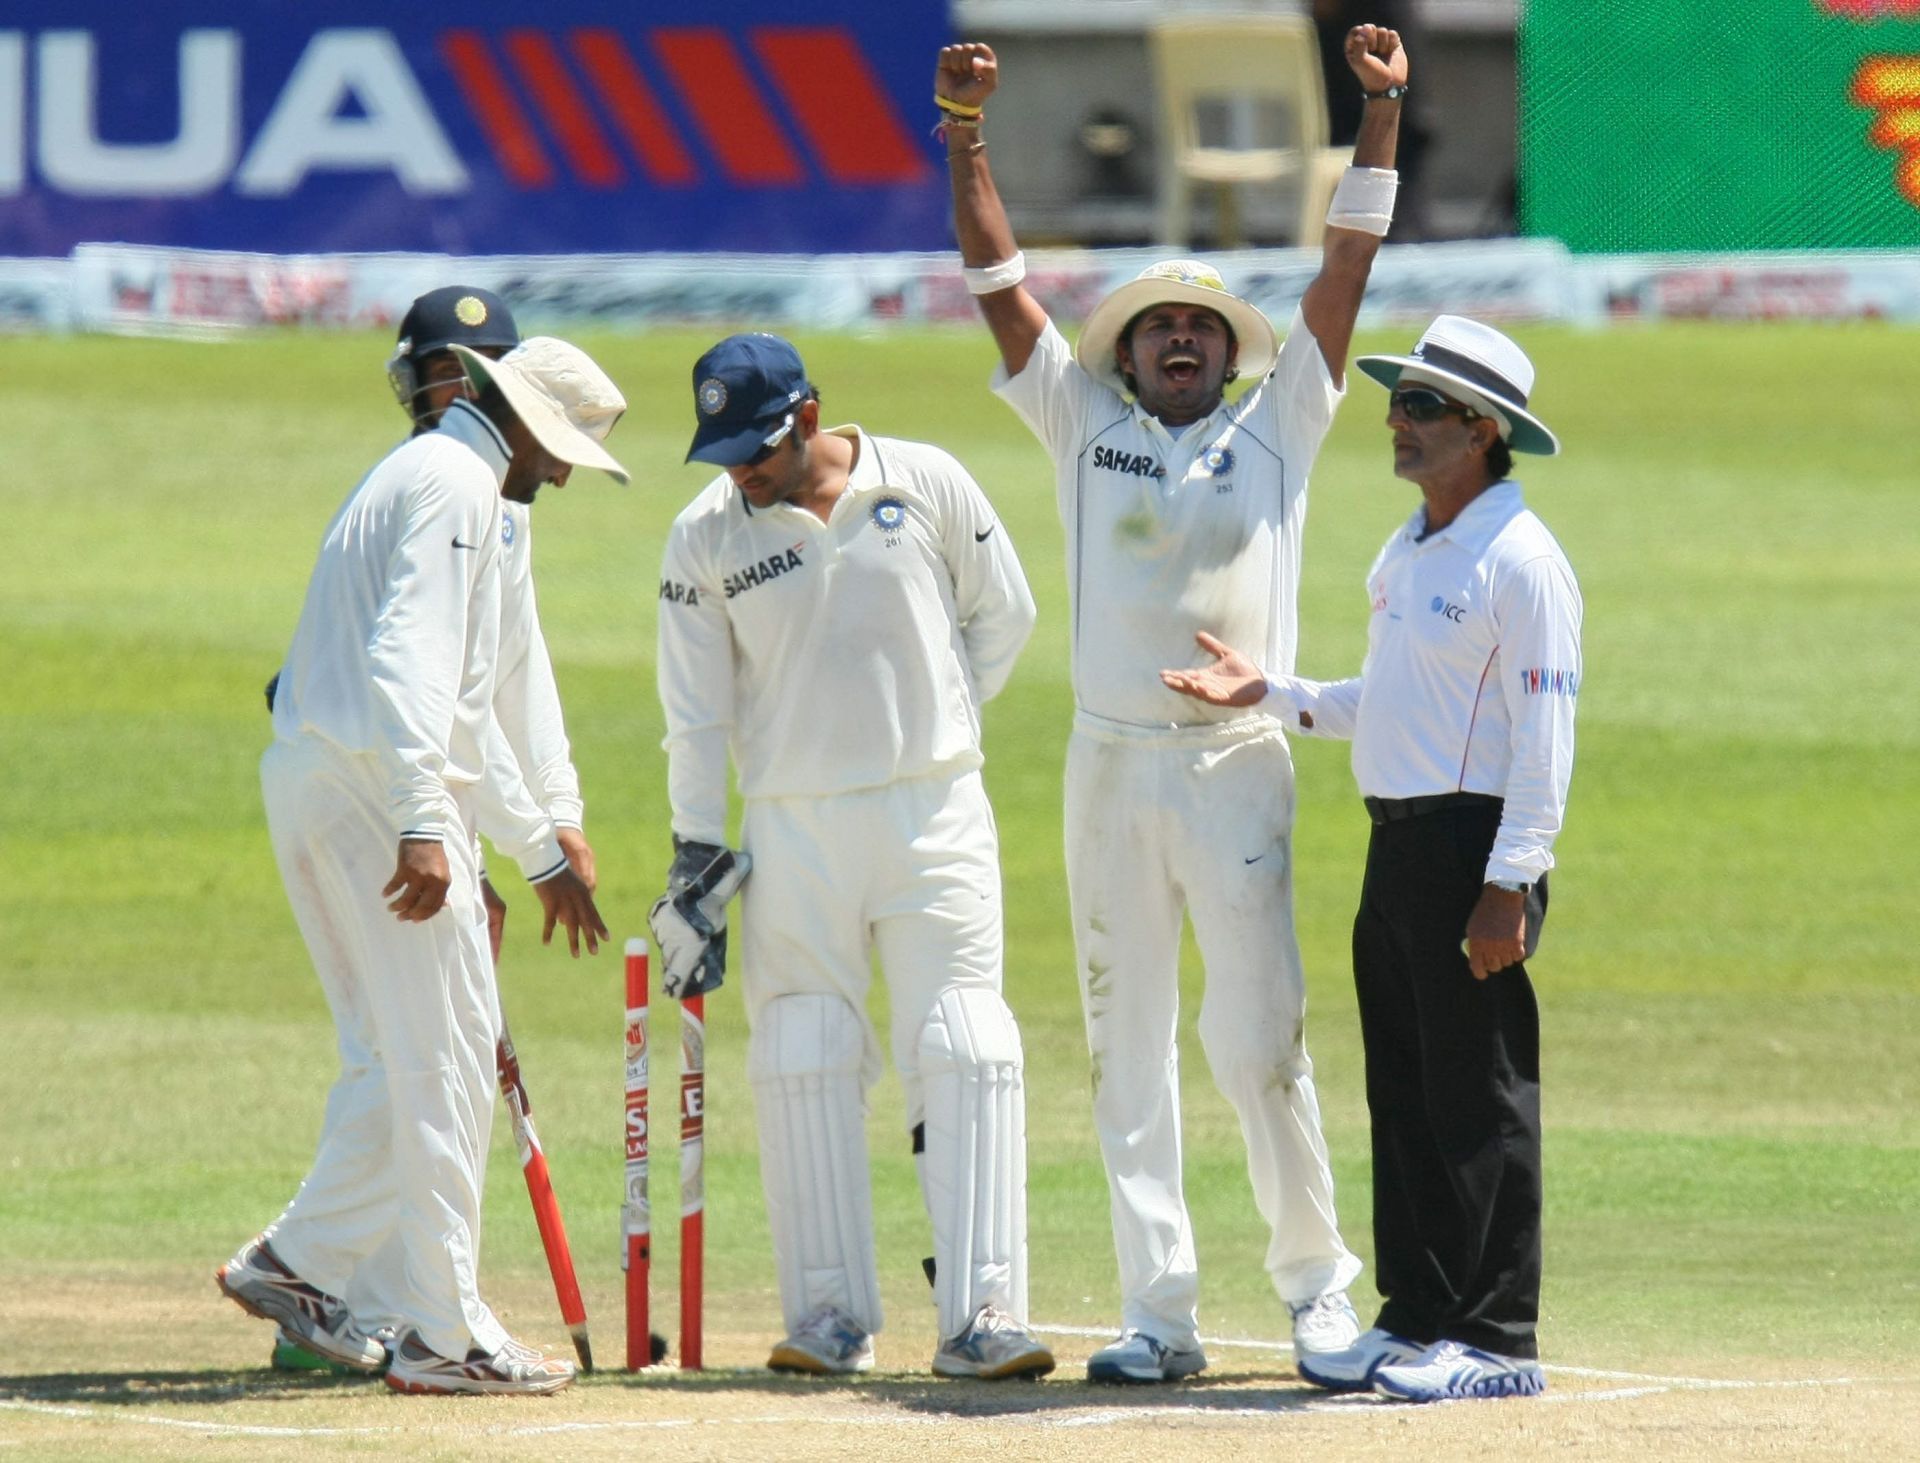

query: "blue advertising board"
(0, 4), (951, 255)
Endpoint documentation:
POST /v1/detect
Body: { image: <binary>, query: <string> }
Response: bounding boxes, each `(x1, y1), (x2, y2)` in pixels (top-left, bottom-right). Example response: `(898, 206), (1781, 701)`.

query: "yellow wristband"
(934, 93), (984, 118)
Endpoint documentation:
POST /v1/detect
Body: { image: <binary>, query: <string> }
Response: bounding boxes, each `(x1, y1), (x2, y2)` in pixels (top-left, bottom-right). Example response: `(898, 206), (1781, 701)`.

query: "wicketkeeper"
(653, 333), (1052, 1379)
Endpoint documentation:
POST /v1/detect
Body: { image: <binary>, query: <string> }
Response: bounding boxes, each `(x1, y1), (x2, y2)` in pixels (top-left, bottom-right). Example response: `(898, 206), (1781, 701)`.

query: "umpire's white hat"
(1356, 315), (1560, 456)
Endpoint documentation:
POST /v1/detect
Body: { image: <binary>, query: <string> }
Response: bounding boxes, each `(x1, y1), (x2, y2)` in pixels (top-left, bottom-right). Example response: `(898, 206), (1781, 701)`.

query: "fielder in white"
(652, 332), (1050, 1378)
(939, 28), (1410, 1380)
(381, 290), (608, 950)
(220, 339), (625, 1397)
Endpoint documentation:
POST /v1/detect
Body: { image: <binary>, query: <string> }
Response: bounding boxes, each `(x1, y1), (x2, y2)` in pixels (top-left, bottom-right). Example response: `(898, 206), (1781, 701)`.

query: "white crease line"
(0, 1399), (384, 1437)
(2, 1362), (1906, 1443)
(1033, 1322), (1904, 1391)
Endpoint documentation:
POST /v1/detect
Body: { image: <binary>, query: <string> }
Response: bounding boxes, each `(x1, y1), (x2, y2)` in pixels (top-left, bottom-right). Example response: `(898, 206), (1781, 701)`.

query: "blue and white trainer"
(768, 1303), (876, 1375)
(1288, 1290), (1362, 1356)
(1371, 1339), (1546, 1402)
(1296, 1327), (1426, 1391)
(1086, 1329), (1207, 1384)
(933, 1305), (1056, 1380)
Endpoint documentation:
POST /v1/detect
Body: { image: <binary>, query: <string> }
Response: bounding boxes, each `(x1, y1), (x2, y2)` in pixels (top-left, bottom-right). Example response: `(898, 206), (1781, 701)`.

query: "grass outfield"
(2, 321), (1917, 1445)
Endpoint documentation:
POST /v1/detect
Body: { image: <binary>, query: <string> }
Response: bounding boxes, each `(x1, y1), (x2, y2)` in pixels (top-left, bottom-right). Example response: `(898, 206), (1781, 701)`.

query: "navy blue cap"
(394, 285), (519, 359)
(685, 333), (813, 466)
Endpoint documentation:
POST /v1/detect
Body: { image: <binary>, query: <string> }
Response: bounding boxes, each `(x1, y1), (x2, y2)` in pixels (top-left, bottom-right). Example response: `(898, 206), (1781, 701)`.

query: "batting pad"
(748, 993), (882, 1336)
(916, 985), (1029, 1339)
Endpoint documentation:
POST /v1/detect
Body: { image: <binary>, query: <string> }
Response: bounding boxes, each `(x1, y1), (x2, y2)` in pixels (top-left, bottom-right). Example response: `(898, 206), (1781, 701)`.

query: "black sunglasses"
(741, 412), (796, 467)
(1390, 386), (1480, 423)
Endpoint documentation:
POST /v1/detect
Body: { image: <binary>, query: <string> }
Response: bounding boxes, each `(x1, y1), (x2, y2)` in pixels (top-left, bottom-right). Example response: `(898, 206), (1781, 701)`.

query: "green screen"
(1520, 0), (1920, 250)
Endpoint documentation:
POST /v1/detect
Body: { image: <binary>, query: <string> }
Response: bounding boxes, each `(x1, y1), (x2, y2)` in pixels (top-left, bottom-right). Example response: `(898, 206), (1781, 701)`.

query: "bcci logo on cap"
(697, 378), (729, 416)
(454, 295), (488, 326)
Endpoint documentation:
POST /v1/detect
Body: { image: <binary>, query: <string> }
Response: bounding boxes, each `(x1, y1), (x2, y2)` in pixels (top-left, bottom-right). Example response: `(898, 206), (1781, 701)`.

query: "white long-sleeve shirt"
(470, 501), (576, 881)
(272, 401), (510, 844)
(657, 426), (1037, 844)
(1266, 480), (1582, 885)
(991, 309), (1341, 729)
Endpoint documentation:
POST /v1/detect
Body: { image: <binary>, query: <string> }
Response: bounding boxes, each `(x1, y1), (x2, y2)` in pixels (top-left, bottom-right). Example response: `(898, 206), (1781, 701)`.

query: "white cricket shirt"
(1268, 480), (1582, 883)
(471, 500), (575, 882)
(992, 309), (1341, 729)
(271, 401), (508, 844)
(657, 427), (1036, 844)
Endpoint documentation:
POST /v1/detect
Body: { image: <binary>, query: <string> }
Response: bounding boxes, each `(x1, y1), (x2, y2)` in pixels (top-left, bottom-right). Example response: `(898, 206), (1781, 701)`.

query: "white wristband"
(964, 251), (1026, 295)
(1326, 166), (1398, 237)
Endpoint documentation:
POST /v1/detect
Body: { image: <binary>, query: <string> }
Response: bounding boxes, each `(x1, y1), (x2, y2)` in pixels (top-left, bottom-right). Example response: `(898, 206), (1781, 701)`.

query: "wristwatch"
(1365, 83), (1410, 102)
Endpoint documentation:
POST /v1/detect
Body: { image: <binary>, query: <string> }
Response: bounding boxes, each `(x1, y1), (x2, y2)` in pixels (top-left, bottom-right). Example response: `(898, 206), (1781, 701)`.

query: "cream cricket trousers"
(1065, 713), (1360, 1350)
(258, 735), (506, 1361)
(738, 767), (1010, 1337)
(738, 766), (1004, 1116)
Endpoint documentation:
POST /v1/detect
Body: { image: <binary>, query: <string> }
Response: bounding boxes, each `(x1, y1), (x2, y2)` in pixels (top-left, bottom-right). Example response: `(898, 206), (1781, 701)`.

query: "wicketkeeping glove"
(647, 839), (752, 1000)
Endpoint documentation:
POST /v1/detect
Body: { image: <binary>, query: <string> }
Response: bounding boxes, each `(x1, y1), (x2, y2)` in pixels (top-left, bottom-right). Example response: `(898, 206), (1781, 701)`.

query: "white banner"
(19, 241), (1920, 336)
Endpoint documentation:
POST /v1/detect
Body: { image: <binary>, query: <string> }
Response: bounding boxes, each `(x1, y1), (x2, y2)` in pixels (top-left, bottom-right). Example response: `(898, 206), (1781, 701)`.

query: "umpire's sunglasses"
(1390, 386), (1480, 423)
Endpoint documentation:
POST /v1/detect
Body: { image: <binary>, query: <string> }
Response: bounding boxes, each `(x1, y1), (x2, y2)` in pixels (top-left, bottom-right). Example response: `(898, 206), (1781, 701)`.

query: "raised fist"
(1344, 24), (1408, 92)
(936, 42), (999, 112)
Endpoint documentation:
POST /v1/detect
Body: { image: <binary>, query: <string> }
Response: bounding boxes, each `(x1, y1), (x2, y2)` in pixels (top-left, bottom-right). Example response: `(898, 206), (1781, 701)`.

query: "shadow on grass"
(0, 1368), (380, 1408)
(1, 1365), (1328, 1422)
(591, 1364), (1326, 1419)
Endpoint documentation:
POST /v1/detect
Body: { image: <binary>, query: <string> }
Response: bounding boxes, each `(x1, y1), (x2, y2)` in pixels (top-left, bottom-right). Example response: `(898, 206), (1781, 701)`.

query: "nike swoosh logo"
(1244, 854), (1264, 864)
(452, 537), (479, 551)
(975, 524), (996, 542)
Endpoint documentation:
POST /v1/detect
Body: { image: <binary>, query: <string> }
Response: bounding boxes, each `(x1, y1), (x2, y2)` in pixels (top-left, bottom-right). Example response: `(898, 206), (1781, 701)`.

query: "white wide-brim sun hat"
(1355, 314), (1560, 456)
(1075, 259), (1277, 395)
(452, 340), (631, 483)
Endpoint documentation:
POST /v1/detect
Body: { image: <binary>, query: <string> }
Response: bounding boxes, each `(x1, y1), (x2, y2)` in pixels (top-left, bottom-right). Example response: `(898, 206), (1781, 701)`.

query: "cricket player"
(265, 294), (630, 1375)
(652, 333), (1049, 1378)
(383, 288), (604, 930)
(219, 340), (625, 1397)
(1161, 316), (1578, 1402)
(939, 27), (1410, 1381)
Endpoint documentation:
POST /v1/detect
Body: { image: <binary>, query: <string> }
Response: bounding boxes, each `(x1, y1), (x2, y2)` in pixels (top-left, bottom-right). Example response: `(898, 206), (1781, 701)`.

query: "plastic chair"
(1148, 14), (1353, 249)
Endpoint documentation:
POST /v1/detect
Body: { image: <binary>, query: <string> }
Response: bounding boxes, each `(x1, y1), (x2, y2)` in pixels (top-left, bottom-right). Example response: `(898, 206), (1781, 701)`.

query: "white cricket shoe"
(767, 1304), (876, 1375)
(215, 1236), (388, 1373)
(1296, 1327), (1426, 1391)
(1085, 1328), (1207, 1384)
(384, 1330), (576, 1396)
(932, 1306), (1056, 1380)
(1371, 1339), (1546, 1402)
(1288, 1289), (1362, 1356)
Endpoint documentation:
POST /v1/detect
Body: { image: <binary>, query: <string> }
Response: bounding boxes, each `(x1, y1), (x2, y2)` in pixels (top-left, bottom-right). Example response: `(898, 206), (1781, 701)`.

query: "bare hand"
(532, 868), (608, 958)
(1465, 885), (1527, 980)
(1159, 631), (1270, 708)
(937, 42), (999, 111)
(382, 838), (450, 923)
(1344, 24), (1408, 92)
(480, 875), (507, 964)
(556, 827), (597, 893)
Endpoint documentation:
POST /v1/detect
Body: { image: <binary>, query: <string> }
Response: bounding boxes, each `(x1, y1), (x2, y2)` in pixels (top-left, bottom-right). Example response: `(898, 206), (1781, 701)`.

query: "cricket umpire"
(1162, 315), (1581, 1402)
(219, 340), (625, 1396)
(653, 334), (1051, 1379)
(939, 26), (1413, 1380)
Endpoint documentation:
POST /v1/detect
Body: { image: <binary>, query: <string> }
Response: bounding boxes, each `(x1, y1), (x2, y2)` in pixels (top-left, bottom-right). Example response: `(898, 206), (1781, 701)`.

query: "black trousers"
(1352, 800), (1545, 1359)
